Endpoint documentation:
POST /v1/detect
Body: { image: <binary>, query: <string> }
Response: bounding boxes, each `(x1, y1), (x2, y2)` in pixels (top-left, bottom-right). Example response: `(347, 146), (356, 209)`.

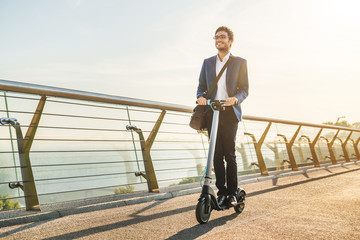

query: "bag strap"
(204, 56), (234, 99)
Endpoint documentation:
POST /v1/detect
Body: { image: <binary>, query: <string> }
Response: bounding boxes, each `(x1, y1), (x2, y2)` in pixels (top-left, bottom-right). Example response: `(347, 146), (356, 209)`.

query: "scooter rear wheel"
(196, 199), (211, 224)
(234, 191), (246, 213)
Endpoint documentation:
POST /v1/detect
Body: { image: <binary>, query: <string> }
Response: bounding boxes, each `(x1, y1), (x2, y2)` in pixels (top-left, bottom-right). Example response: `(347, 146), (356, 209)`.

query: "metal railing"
(0, 79), (359, 211)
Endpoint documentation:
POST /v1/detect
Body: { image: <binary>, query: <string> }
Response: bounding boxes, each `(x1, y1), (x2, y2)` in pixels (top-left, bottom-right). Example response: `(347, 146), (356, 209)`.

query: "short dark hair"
(215, 26), (234, 41)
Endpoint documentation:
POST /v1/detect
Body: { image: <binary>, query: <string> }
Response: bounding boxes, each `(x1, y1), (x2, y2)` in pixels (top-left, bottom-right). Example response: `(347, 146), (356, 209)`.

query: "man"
(196, 26), (249, 206)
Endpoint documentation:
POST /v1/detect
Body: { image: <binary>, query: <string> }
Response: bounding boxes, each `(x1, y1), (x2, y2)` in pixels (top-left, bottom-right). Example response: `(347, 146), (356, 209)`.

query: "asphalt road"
(1, 164), (359, 240)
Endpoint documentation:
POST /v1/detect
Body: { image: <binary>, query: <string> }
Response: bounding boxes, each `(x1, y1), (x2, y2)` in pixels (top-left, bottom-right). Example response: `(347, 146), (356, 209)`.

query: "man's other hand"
(225, 97), (239, 106)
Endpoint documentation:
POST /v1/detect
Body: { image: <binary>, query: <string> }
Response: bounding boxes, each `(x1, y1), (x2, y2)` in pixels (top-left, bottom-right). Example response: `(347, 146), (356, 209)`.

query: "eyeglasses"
(213, 35), (227, 40)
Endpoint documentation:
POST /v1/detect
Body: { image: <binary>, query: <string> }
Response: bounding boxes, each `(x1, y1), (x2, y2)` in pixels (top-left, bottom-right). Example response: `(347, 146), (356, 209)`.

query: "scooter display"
(196, 100), (246, 224)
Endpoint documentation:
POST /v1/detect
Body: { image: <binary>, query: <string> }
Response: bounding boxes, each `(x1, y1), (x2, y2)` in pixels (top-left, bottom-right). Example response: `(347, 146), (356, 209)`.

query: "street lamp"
(336, 116), (346, 124)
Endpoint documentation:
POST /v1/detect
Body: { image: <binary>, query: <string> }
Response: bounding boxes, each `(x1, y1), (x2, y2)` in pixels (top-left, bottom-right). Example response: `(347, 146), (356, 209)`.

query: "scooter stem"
(204, 109), (220, 185)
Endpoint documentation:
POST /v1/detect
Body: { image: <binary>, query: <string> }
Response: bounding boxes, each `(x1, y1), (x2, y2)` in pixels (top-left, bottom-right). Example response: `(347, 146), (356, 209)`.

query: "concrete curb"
(0, 161), (358, 227)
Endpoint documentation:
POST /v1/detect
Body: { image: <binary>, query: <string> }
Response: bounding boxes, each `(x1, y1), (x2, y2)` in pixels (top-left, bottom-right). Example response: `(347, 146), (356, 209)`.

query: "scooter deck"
(210, 188), (245, 210)
(218, 204), (240, 210)
(218, 200), (243, 210)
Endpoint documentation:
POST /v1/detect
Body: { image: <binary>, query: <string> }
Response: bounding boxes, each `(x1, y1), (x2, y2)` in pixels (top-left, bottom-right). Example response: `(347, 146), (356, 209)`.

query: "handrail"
(1, 79), (359, 132)
(244, 115), (360, 132)
(0, 79), (192, 113)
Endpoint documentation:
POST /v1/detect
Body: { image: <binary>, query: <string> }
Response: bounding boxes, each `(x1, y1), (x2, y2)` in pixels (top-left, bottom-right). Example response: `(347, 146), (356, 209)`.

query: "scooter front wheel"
(196, 199), (211, 224)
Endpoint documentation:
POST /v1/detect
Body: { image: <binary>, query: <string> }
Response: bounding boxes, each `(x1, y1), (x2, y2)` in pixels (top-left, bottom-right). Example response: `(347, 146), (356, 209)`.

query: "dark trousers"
(205, 106), (239, 196)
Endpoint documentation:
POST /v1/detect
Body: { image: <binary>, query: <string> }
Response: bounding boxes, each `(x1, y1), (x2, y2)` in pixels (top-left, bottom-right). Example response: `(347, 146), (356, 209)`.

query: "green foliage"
(169, 176), (201, 186)
(0, 194), (20, 210)
(178, 177), (201, 185)
(114, 185), (135, 194)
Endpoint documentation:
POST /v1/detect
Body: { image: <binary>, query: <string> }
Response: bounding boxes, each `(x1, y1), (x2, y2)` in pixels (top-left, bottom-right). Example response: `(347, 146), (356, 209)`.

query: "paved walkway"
(1, 164), (360, 239)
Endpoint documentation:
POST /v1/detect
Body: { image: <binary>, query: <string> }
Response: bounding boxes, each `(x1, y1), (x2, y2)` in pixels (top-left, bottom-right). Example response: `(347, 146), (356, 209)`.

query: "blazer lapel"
(208, 55), (217, 90)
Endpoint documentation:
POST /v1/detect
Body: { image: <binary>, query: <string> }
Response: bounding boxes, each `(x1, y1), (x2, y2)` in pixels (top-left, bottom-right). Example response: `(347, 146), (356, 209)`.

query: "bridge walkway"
(0, 164), (359, 240)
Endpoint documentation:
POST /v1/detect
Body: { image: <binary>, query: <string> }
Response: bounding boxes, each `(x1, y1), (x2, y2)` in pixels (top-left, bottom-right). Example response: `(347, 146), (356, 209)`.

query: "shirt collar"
(216, 52), (231, 63)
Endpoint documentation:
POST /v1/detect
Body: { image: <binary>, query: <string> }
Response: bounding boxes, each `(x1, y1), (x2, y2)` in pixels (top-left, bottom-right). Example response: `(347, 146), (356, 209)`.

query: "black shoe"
(228, 195), (237, 207)
(217, 195), (226, 206)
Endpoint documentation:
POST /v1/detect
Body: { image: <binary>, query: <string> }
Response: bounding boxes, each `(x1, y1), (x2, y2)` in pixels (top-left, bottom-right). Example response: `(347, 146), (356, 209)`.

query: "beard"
(216, 43), (230, 52)
(217, 46), (229, 51)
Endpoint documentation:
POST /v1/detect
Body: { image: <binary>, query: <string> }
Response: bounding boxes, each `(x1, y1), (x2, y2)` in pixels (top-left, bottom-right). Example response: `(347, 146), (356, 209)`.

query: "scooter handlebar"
(195, 99), (228, 105)
(207, 100), (227, 105)
(196, 99), (229, 111)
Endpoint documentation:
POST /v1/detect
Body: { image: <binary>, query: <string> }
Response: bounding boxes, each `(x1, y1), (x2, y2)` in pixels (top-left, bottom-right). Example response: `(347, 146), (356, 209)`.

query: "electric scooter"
(196, 100), (246, 224)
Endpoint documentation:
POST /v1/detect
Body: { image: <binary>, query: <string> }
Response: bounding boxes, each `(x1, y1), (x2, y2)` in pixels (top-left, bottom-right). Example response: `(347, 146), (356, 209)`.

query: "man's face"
(214, 31), (233, 51)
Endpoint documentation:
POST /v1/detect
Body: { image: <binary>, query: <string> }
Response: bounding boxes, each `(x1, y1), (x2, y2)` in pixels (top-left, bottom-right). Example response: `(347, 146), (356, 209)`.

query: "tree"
(351, 122), (360, 129)
(0, 194), (20, 210)
(323, 120), (353, 128)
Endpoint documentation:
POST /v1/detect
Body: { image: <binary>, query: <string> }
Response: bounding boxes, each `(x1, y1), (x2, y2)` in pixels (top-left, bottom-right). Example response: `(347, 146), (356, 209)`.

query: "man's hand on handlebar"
(225, 97), (239, 106)
(197, 96), (207, 105)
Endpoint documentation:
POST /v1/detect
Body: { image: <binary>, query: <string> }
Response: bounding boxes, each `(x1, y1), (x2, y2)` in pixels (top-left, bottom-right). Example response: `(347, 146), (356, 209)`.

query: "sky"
(0, 0), (359, 124)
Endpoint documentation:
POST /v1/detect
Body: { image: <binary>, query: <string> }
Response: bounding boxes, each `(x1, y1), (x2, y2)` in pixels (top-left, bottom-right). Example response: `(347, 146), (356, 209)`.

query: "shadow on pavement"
(248, 167), (360, 197)
(42, 199), (195, 240)
(0, 221), (47, 238)
(166, 213), (238, 240)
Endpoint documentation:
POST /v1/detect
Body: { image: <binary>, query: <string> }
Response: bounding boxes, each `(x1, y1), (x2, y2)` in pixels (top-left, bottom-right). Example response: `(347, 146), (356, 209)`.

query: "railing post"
(316, 144), (324, 162)
(22, 96), (47, 152)
(300, 128), (322, 167)
(328, 129), (340, 164)
(320, 136), (337, 164)
(2, 96), (46, 211)
(335, 138), (346, 161)
(127, 110), (166, 193)
(12, 122), (40, 210)
(350, 137), (360, 160)
(244, 122), (271, 175)
(312, 128), (323, 167)
(277, 125), (301, 171)
(342, 131), (353, 162)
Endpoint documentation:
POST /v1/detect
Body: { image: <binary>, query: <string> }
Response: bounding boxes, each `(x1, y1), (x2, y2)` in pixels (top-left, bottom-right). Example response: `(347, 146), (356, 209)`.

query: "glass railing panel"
(316, 139), (331, 163)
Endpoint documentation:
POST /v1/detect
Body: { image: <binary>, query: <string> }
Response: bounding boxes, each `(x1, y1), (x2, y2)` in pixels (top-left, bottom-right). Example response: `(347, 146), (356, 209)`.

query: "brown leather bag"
(189, 56), (234, 130)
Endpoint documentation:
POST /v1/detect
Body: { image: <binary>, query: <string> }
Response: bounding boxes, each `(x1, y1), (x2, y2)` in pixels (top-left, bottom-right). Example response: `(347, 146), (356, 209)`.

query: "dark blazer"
(196, 54), (249, 121)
